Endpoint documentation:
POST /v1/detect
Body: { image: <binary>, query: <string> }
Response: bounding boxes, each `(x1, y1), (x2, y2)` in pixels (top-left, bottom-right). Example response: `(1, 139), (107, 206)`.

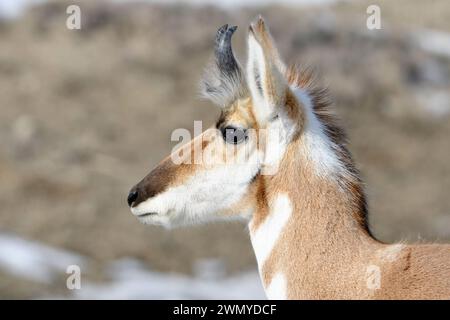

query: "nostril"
(127, 190), (138, 207)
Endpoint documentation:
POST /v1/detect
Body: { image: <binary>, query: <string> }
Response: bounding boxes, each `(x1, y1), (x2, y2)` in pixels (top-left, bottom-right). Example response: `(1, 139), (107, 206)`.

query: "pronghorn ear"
(246, 17), (288, 124)
(200, 24), (247, 108)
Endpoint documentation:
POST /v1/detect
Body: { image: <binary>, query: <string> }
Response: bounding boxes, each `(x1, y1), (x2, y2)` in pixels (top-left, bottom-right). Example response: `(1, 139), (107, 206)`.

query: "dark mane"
(286, 65), (372, 236)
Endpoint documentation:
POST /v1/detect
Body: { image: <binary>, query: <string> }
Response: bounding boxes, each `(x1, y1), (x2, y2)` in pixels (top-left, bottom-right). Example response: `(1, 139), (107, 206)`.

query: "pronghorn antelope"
(127, 18), (450, 299)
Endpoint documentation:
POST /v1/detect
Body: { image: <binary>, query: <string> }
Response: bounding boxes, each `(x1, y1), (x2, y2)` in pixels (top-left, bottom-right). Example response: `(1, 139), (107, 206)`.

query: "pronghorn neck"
(249, 86), (378, 299)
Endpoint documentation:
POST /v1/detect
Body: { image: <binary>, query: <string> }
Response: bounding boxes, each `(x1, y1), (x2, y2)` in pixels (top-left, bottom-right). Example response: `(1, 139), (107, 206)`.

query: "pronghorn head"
(127, 18), (306, 227)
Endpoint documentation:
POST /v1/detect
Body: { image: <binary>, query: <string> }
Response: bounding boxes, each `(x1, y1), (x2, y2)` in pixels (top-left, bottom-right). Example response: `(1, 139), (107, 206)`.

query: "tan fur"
(247, 19), (450, 299)
(250, 17), (285, 73)
(131, 17), (450, 299)
(250, 139), (450, 299)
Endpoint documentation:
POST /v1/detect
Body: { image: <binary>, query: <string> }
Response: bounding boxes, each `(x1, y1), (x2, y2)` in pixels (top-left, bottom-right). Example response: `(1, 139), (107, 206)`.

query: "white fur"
(293, 87), (344, 179)
(377, 244), (405, 262)
(131, 151), (260, 227)
(266, 272), (288, 300)
(247, 32), (271, 124)
(260, 111), (296, 176)
(250, 193), (292, 271)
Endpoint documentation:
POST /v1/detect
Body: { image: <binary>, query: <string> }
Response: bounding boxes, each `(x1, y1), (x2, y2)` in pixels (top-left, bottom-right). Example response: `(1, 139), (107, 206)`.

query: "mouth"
(136, 212), (158, 217)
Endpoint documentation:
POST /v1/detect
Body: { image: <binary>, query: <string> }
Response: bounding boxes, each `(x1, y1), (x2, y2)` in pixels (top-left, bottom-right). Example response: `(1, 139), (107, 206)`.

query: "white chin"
(134, 210), (183, 229)
(137, 214), (170, 227)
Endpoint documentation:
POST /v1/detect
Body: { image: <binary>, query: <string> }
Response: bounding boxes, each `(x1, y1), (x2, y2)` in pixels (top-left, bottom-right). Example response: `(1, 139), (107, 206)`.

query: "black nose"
(127, 190), (138, 207)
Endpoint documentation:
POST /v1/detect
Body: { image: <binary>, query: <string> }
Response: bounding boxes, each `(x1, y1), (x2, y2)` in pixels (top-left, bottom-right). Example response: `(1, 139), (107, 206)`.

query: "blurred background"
(0, 0), (449, 299)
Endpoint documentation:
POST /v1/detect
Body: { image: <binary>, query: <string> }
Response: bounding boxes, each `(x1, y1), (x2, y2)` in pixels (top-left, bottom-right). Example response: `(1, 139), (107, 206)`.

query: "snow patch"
(0, 233), (264, 299)
(0, 233), (85, 283)
(73, 258), (265, 299)
(414, 29), (450, 59)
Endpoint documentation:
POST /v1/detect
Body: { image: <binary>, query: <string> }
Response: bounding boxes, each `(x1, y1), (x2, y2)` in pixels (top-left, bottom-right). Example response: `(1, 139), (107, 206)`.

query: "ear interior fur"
(246, 17), (290, 125)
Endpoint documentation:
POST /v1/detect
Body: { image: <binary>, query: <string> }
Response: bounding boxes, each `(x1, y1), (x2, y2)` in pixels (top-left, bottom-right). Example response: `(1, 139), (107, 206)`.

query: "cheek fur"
(132, 150), (261, 227)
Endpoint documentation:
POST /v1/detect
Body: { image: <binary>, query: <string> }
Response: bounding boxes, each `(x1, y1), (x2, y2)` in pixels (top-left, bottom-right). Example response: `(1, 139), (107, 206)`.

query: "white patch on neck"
(266, 272), (287, 300)
(377, 244), (405, 262)
(293, 87), (344, 179)
(250, 193), (292, 271)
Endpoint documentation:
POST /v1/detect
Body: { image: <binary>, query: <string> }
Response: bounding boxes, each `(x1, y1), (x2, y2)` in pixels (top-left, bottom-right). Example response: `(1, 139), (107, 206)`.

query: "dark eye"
(221, 126), (248, 144)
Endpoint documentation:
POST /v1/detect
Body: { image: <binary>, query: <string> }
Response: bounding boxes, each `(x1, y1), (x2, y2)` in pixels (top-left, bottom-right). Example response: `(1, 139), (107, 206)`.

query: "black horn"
(201, 24), (247, 107)
(215, 24), (240, 77)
